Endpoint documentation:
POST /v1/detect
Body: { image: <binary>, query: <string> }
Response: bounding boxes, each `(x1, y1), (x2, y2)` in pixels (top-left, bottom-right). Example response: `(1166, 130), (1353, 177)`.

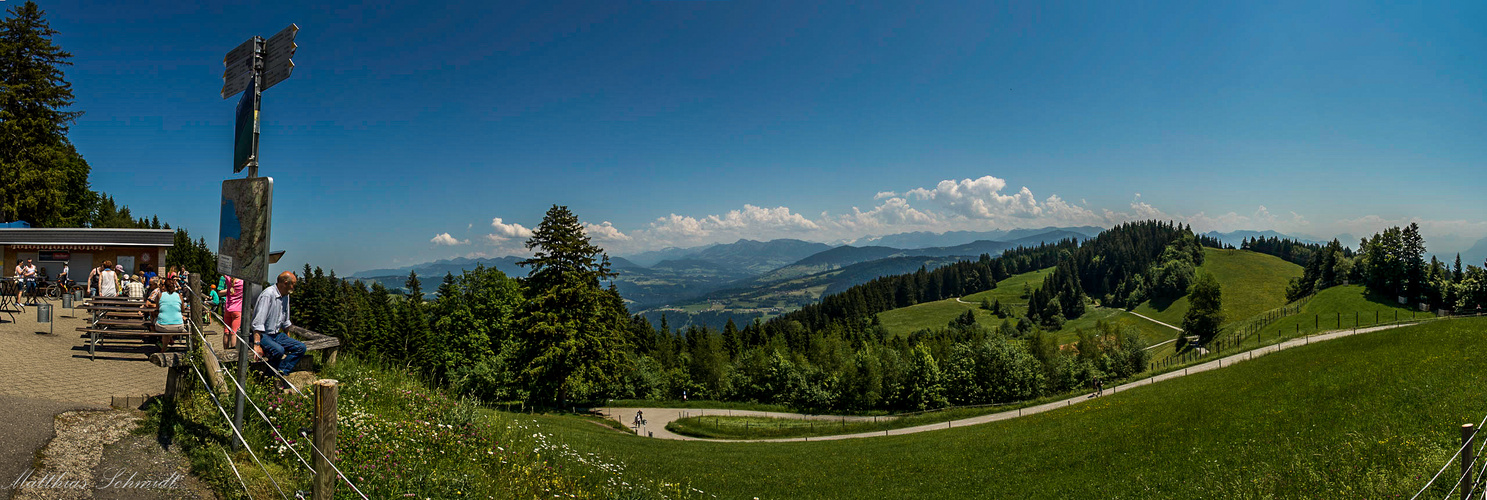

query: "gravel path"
(1124, 310), (1183, 331)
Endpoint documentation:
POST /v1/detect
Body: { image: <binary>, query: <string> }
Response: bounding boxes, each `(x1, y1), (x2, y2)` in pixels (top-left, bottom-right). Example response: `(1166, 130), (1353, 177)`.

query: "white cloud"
(585, 221), (631, 242)
(430, 233), (468, 246)
(907, 176), (1042, 220)
(829, 197), (939, 232)
(489, 218), (533, 240)
(1332, 215), (1487, 254)
(422, 175), (1486, 260)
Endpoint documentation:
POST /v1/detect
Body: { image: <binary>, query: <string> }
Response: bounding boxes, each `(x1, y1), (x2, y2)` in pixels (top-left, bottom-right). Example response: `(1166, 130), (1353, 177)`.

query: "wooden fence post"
(1463, 423), (1477, 500)
(313, 379), (340, 500)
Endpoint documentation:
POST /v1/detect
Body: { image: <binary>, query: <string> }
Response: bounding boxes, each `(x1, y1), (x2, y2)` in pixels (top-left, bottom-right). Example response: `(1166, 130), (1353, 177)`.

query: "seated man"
(252, 271), (306, 376)
(124, 274), (146, 298)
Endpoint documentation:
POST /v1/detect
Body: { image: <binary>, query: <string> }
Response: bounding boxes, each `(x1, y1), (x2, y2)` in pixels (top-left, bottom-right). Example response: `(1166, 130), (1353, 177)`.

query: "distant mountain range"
(352, 256), (526, 280)
(853, 226), (1103, 249)
(1464, 236), (1487, 269)
(351, 228), (1097, 306)
(1200, 230), (1324, 249)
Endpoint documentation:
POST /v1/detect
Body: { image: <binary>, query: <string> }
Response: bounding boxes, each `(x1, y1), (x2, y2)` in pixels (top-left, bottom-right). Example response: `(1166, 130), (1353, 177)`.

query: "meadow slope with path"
(598, 320), (1429, 443)
(1124, 309), (1181, 332)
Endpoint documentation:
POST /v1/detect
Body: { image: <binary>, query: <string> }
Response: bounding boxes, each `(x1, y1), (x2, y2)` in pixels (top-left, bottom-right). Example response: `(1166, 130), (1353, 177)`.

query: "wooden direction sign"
(221, 37), (258, 99)
(261, 24), (298, 92)
(262, 61), (294, 90)
(219, 24), (298, 98)
(221, 70), (253, 99)
(222, 38), (254, 73)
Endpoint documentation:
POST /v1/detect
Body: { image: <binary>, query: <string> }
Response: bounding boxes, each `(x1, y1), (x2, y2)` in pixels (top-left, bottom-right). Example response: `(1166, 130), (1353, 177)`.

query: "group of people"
(80, 261), (306, 377)
(88, 263), (193, 299)
(11, 258), (64, 308)
(208, 271), (303, 378)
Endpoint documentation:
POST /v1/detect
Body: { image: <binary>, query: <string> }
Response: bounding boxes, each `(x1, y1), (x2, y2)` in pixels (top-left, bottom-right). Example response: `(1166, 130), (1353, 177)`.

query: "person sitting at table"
(97, 260), (118, 298)
(146, 276), (164, 304)
(150, 278), (185, 352)
(124, 274), (146, 298)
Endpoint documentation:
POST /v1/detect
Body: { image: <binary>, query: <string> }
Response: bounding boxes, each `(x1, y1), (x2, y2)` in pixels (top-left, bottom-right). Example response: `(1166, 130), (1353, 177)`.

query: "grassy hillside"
(537, 317), (1487, 498)
(876, 267), (1174, 349)
(1132, 247), (1302, 328)
(1253, 284), (1435, 338)
(876, 267), (1052, 336)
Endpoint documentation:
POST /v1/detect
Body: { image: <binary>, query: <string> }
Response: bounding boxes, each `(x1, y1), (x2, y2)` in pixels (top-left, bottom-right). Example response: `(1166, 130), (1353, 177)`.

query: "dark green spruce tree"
(516, 205), (630, 405)
(0, 2), (95, 226)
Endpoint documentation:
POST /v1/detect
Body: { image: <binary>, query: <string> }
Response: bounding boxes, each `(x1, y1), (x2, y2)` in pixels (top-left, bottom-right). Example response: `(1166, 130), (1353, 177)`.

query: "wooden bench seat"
(218, 326), (340, 369)
(76, 328), (180, 337)
(93, 318), (152, 328)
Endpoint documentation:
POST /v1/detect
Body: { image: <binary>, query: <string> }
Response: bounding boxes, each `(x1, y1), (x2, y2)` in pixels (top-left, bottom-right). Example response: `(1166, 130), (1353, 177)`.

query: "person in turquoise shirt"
(205, 283), (221, 324)
(151, 279), (186, 352)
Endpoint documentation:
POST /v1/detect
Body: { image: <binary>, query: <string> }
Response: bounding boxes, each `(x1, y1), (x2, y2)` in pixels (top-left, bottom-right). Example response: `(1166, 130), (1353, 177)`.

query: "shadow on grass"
(1143, 294), (1178, 313)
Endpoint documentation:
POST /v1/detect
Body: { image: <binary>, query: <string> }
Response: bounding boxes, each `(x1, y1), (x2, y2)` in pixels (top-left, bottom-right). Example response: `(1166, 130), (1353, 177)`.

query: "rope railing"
(217, 444), (255, 498)
(178, 284), (370, 499)
(183, 352), (293, 500)
(1412, 412), (1487, 500)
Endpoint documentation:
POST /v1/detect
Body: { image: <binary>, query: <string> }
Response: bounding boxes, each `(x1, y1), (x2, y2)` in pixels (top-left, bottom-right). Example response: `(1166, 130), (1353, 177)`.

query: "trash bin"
(37, 302), (51, 323)
(61, 293), (73, 309)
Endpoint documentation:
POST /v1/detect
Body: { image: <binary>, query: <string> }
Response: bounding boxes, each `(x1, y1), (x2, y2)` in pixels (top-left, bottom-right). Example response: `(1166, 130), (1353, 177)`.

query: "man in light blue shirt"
(252, 271), (305, 375)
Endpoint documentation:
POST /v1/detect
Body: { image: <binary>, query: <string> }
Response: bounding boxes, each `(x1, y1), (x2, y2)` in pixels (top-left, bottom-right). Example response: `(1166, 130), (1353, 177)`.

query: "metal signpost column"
(220, 24), (297, 448)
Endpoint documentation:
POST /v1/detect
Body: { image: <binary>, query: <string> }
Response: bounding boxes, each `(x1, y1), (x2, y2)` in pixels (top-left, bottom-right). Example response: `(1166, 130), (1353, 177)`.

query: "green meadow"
(1131, 247), (1302, 329)
(534, 317), (1487, 499)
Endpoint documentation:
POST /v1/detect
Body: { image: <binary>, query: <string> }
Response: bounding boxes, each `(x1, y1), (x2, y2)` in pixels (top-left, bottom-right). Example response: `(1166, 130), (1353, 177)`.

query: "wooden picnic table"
(77, 298), (179, 360)
(80, 304), (159, 312)
(85, 297), (148, 304)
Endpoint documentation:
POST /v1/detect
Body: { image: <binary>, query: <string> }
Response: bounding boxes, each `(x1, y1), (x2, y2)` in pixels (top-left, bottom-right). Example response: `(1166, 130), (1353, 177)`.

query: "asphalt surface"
(0, 394), (104, 496)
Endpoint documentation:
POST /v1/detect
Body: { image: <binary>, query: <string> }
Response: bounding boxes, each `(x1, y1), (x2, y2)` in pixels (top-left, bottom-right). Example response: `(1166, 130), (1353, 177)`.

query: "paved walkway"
(0, 301), (217, 405)
(597, 321), (1423, 442)
(0, 300), (218, 496)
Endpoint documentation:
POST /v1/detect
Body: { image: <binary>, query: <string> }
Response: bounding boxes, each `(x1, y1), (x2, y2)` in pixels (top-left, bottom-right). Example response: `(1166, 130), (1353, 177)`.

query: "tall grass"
(149, 352), (709, 499)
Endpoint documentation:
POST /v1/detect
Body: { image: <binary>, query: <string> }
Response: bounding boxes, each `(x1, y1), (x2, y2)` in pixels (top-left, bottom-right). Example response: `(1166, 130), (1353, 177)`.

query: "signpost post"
(220, 24), (297, 449)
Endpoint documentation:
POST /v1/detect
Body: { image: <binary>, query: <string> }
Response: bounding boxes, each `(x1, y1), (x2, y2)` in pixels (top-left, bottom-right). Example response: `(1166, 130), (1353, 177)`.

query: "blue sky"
(32, 0), (1487, 274)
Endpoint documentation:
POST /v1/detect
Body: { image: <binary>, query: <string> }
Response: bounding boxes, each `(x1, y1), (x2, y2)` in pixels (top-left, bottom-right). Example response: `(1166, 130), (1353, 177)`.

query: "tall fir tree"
(515, 205), (630, 405)
(0, 2), (94, 226)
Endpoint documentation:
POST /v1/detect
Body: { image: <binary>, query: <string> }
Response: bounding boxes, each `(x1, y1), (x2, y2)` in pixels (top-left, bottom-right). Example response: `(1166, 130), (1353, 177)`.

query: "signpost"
(220, 24), (297, 449)
(222, 24), (298, 175)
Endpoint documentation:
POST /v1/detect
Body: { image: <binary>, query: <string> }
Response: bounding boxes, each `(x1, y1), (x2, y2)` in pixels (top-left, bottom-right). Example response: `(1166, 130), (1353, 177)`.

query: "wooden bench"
(218, 326), (341, 371)
(77, 300), (180, 360)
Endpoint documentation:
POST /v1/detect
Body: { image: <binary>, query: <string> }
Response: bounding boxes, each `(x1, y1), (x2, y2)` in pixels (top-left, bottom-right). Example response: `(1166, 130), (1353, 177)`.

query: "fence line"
(185, 314), (317, 473)
(183, 353), (294, 500)
(178, 285), (369, 499)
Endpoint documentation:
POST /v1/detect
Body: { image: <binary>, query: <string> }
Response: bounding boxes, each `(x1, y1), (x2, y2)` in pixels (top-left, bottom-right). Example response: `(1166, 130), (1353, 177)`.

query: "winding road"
(597, 321), (1424, 443)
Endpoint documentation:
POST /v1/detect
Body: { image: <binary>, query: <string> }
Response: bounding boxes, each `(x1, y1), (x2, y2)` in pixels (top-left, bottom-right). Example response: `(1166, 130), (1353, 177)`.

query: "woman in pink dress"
(222, 275), (245, 350)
